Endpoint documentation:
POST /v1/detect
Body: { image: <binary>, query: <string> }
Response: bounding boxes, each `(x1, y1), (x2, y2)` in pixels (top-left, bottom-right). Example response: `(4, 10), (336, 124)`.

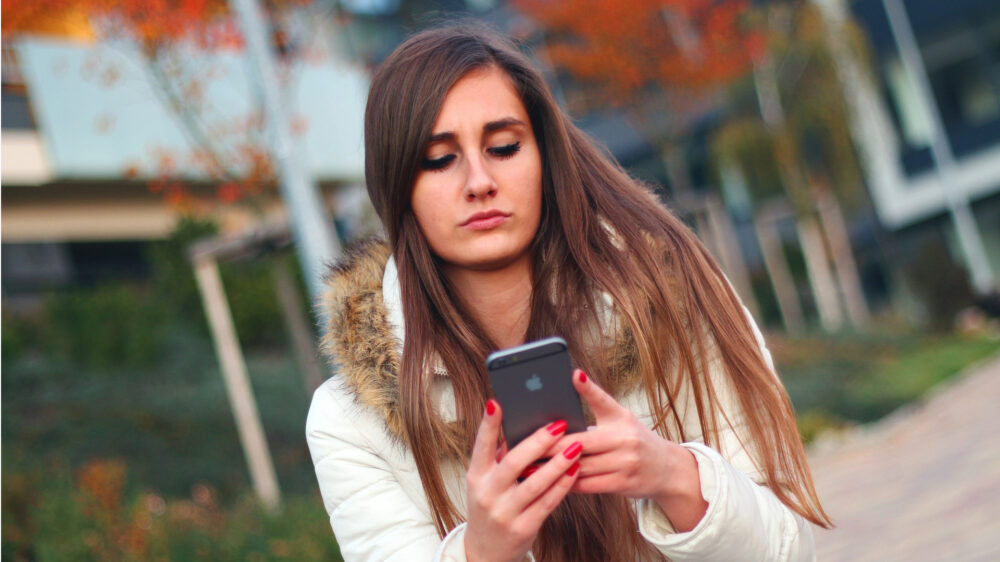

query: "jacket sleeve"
(306, 378), (470, 561)
(634, 308), (816, 561)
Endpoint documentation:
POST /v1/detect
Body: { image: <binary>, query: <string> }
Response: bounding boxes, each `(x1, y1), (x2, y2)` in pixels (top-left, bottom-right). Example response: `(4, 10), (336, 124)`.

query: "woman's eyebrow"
(483, 117), (525, 134)
(427, 117), (526, 144)
(427, 131), (455, 144)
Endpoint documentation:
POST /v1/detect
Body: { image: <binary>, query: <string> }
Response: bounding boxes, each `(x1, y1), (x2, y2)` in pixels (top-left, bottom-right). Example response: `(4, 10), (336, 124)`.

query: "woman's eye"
(421, 154), (456, 171)
(488, 141), (521, 159)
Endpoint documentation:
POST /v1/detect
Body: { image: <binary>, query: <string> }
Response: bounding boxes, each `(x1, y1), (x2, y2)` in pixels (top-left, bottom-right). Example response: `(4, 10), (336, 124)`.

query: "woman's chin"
(441, 247), (532, 275)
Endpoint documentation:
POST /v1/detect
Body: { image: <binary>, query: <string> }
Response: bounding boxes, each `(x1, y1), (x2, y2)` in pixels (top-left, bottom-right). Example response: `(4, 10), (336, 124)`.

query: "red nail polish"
(563, 441), (582, 459)
(546, 420), (567, 435)
(486, 400), (496, 416)
(567, 462), (580, 477)
(578, 370), (587, 383)
(519, 465), (539, 479)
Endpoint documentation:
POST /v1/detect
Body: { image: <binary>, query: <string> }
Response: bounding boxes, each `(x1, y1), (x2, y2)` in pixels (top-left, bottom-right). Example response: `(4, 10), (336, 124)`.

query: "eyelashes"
(420, 141), (521, 171)
(421, 154), (455, 171)
(488, 141), (521, 159)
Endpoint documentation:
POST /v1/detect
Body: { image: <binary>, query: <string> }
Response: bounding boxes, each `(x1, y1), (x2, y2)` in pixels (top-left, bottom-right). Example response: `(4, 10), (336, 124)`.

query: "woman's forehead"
(430, 67), (529, 136)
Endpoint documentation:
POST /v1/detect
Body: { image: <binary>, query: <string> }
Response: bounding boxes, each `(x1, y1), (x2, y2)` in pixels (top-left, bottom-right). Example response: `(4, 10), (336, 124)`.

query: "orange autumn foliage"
(2, 0), (235, 49)
(2, 0), (305, 52)
(3, 0), (305, 213)
(518, 0), (763, 102)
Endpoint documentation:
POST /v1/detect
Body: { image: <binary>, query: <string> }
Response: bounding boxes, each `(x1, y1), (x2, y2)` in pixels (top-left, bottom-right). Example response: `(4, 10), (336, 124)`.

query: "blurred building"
(1, 14), (368, 301)
(842, 0), (1000, 291)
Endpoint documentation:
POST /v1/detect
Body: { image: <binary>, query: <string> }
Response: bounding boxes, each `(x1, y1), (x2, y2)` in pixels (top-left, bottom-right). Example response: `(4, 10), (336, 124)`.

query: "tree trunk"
(706, 194), (760, 318)
(753, 206), (805, 333)
(797, 214), (844, 332)
(816, 187), (871, 327)
(755, 52), (839, 330)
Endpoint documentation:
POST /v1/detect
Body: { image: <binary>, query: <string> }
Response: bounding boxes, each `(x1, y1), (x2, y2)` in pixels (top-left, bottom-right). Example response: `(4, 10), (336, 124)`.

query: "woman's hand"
(464, 399), (583, 562)
(550, 370), (709, 532)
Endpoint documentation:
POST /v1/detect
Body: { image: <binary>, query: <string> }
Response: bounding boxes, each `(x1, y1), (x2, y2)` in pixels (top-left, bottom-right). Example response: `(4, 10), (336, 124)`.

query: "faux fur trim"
(319, 238), (644, 451)
(319, 238), (407, 444)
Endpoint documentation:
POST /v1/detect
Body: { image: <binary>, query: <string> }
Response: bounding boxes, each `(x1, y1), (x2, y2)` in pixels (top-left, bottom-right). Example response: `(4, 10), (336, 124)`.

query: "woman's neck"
(443, 256), (533, 350)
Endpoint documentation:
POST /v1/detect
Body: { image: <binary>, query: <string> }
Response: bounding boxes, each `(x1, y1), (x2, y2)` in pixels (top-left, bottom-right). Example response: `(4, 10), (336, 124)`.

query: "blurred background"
(2, 0), (998, 560)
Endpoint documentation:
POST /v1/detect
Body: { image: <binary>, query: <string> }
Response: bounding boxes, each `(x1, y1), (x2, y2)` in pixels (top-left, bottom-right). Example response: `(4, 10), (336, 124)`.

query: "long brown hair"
(363, 23), (831, 561)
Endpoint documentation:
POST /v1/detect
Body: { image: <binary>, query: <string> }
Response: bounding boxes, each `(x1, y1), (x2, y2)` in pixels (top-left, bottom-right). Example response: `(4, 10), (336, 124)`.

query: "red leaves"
(517, 0), (760, 104)
(216, 181), (242, 203)
(2, 0), (249, 51)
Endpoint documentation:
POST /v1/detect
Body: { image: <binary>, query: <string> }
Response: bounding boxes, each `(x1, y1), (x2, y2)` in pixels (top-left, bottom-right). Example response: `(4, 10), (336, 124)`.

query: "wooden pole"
(193, 255), (281, 511)
(273, 259), (326, 393)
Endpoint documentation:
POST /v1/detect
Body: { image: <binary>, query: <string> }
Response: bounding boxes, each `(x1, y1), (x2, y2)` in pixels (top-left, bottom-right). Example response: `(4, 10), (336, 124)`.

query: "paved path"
(808, 352), (1000, 561)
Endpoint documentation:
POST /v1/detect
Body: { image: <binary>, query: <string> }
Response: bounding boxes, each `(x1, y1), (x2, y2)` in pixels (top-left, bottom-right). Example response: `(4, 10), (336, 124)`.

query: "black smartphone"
(486, 337), (587, 449)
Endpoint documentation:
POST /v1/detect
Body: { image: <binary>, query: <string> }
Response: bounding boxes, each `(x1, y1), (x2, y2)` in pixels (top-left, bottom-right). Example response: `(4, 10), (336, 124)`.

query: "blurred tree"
(1, 0), (314, 217)
(517, 0), (763, 197)
(517, 0), (764, 315)
(520, 0), (872, 331)
(713, 1), (872, 330)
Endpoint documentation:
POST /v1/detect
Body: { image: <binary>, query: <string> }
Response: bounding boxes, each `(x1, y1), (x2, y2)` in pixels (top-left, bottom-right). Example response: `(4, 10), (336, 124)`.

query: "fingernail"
(486, 400), (497, 416)
(546, 420), (567, 436)
(519, 465), (539, 479)
(567, 462), (580, 477)
(578, 370), (587, 383)
(563, 441), (582, 459)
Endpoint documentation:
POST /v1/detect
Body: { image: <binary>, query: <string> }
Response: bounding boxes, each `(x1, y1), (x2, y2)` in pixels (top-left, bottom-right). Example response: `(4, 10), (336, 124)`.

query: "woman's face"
(410, 66), (543, 274)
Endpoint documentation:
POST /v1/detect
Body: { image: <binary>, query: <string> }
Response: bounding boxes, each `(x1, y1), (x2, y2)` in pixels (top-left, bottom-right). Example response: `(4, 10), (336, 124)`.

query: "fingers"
(573, 369), (623, 422)
(469, 399), (502, 476)
(495, 440), (509, 463)
(520, 458), (581, 529)
(571, 471), (622, 495)
(567, 449), (630, 479)
(512, 440), (583, 510)
(493, 419), (569, 486)
(541, 428), (601, 459)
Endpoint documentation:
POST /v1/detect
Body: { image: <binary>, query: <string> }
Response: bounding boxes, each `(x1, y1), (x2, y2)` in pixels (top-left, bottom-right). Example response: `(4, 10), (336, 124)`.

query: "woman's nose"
(463, 156), (497, 201)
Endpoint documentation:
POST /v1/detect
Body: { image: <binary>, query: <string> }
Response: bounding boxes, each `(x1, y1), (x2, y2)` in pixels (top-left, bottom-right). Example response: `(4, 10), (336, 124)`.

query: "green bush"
(43, 283), (169, 371)
(1, 333), (316, 500)
(147, 215), (293, 351)
(2, 459), (341, 561)
(146, 216), (219, 333)
(3, 216), (303, 369)
(219, 259), (287, 350)
(1, 311), (42, 363)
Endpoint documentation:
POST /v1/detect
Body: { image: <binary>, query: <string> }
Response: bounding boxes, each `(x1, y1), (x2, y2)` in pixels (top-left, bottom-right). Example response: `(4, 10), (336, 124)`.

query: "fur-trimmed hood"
(319, 239), (407, 443)
(319, 238), (642, 449)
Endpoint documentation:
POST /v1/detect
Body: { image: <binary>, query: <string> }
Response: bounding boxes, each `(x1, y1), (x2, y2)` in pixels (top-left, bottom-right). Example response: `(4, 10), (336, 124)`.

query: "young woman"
(307, 24), (831, 562)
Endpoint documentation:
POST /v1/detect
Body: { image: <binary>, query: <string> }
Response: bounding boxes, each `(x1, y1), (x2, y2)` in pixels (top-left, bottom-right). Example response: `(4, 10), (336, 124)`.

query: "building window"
(921, 9), (1000, 158)
(1, 40), (36, 131)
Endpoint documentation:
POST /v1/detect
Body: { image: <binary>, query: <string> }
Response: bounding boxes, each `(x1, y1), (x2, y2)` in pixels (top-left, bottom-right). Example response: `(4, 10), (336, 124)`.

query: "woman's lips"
(461, 211), (511, 230)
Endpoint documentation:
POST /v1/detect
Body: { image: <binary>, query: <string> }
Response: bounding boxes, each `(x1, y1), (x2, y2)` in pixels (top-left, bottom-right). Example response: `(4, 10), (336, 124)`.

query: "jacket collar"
(382, 254), (406, 350)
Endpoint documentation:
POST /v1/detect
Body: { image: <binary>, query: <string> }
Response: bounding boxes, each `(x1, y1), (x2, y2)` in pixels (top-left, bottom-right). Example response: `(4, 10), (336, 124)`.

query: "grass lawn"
(2, 325), (342, 561)
(770, 328), (999, 442)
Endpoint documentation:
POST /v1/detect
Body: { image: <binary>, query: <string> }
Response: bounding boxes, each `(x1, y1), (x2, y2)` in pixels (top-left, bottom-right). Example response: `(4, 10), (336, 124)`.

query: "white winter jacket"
(306, 241), (816, 561)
